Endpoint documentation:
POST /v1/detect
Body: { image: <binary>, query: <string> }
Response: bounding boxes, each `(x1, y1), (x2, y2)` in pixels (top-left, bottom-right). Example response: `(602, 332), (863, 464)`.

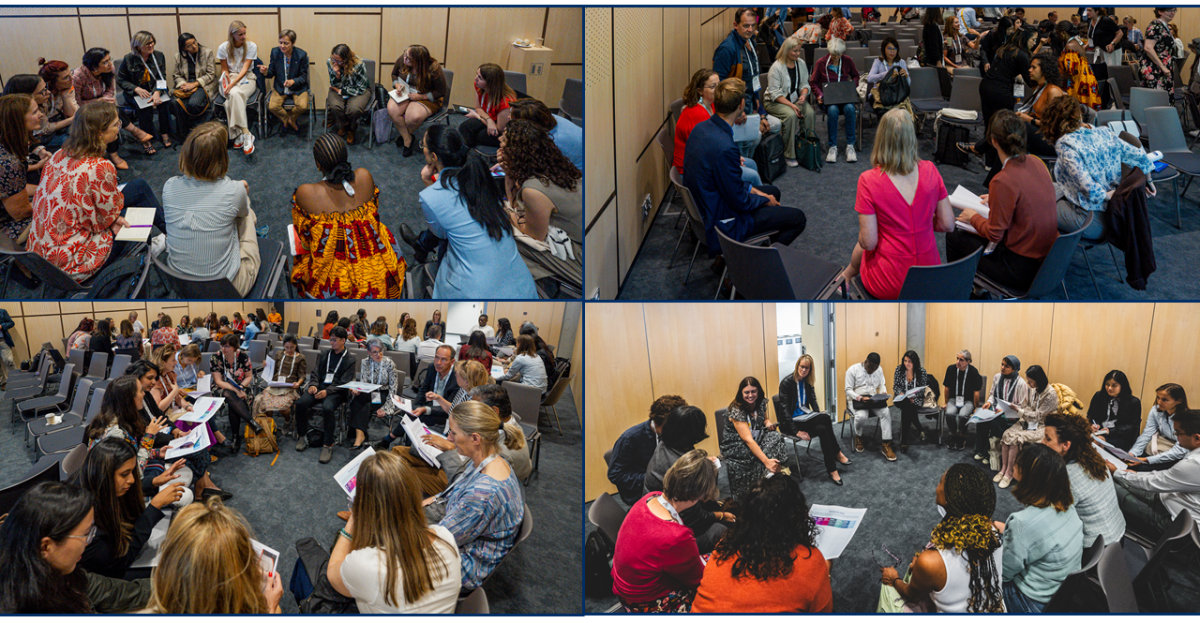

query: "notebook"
(114, 208), (156, 242)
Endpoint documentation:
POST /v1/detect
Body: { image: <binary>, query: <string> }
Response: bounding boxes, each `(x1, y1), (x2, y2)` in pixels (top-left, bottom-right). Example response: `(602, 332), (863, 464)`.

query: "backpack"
(306, 426), (324, 449)
(933, 122), (970, 168)
(873, 66), (911, 108)
(292, 537), (359, 614)
(85, 252), (146, 298)
(753, 132), (787, 183)
(584, 529), (616, 599)
(795, 129), (824, 172)
(243, 415), (279, 456)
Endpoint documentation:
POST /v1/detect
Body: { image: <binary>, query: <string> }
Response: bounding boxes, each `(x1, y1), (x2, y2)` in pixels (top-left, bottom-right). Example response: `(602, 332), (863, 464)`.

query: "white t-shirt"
(217, 41), (258, 78)
(478, 325), (495, 338)
(132, 320), (145, 335)
(339, 525), (461, 614)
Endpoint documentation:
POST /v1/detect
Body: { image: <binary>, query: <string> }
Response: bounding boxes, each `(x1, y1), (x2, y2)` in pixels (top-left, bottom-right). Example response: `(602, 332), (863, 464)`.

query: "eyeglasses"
(66, 524), (97, 545)
(873, 544), (901, 569)
(956, 357), (967, 362)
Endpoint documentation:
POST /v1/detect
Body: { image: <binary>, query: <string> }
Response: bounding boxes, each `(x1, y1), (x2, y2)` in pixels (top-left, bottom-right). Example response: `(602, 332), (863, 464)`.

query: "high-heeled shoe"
(830, 474), (844, 486)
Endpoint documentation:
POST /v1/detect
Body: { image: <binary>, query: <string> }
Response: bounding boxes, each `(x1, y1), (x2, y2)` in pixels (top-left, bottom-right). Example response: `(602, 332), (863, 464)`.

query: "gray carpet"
(584, 407), (1200, 613)
(618, 112), (1200, 301)
(1, 378), (583, 614)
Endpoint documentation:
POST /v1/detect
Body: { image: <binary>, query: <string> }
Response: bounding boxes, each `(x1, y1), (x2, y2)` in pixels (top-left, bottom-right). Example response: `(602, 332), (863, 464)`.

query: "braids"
(931, 464), (1005, 613)
(313, 133), (355, 186)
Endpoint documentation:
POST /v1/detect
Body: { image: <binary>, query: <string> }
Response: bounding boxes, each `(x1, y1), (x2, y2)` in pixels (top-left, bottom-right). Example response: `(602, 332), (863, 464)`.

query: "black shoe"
(399, 224), (429, 264)
(402, 141), (415, 157)
(831, 474), (844, 486)
(201, 488), (233, 501)
(901, 443), (909, 453)
(247, 419), (265, 435)
(372, 437), (392, 452)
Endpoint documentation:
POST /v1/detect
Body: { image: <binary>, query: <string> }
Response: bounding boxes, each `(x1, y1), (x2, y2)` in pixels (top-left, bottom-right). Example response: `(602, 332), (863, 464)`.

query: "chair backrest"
(108, 353), (132, 379)
(716, 228), (796, 299)
(946, 75), (982, 114)
(1129, 87), (1170, 126)
(456, 586), (489, 614)
(504, 70), (528, 95)
(603, 449), (612, 469)
(1097, 541), (1138, 612)
(61, 443), (89, 479)
(84, 387), (105, 425)
(0, 458), (60, 517)
(295, 335), (315, 349)
(954, 67), (980, 79)
(542, 374), (572, 407)
(246, 340), (268, 366)
(1104, 77), (1125, 110)
(385, 351), (411, 378)
(1145, 105), (1190, 154)
(587, 492), (628, 542)
(153, 254), (241, 298)
(363, 58), (376, 87)
(1096, 108), (1129, 127)
(516, 503), (533, 545)
(205, 340), (221, 352)
(670, 169), (709, 245)
(53, 364), (76, 399)
(560, 77), (582, 120)
(502, 380), (542, 423)
(66, 378), (94, 417)
(1134, 509), (1195, 584)
(286, 321), (299, 335)
(413, 359), (431, 386)
(897, 246), (983, 300)
(300, 349), (320, 376)
(84, 352), (107, 380)
(655, 125), (673, 171)
(844, 47), (871, 70)
(868, 39), (882, 55)
(1022, 212), (1090, 299)
(715, 407), (728, 438)
(669, 97), (684, 126)
(907, 67), (944, 101)
(67, 348), (85, 371)
(1109, 64), (1135, 96)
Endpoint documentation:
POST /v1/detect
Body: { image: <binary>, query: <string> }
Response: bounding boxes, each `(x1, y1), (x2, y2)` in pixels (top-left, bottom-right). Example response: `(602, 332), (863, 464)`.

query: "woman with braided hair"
(1042, 412), (1126, 547)
(880, 463), (1005, 613)
(291, 131), (405, 298)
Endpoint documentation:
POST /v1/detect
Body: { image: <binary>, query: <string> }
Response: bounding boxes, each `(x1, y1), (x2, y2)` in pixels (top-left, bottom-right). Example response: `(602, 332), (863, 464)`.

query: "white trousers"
(851, 405), (892, 440)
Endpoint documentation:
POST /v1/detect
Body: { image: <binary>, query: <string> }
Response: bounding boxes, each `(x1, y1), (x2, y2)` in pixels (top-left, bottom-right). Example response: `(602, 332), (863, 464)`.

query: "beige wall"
(0, 6), (580, 110)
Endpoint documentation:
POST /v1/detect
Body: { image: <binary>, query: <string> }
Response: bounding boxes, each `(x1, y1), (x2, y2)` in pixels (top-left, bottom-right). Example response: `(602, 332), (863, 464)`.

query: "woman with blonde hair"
(778, 353), (849, 484)
(146, 498), (283, 613)
(842, 108), (955, 298)
(328, 451), (461, 612)
(215, 20), (257, 156)
(765, 35), (816, 168)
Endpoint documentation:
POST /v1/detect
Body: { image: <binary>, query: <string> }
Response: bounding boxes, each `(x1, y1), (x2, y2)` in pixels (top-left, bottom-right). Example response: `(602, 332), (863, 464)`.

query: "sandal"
(141, 141), (157, 155)
(109, 154), (129, 170)
(955, 141), (979, 155)
(161, 135), (173, 149)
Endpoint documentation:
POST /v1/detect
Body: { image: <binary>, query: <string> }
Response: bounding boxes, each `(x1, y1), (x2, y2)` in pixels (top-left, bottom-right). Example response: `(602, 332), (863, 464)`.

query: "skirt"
(252, 387), (298, 417)
(1001, 421), (1044, 446)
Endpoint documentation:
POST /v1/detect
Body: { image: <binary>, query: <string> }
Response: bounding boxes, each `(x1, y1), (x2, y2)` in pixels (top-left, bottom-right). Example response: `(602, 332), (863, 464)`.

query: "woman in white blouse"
(216, 20), (258, 156)
(496, 335), (547, 391)
(764, 36), (816, 168)
(328, 451), (461, 613)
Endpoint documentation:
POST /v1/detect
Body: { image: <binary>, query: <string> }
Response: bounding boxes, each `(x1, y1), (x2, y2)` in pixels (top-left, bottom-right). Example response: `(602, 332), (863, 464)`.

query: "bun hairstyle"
(450, 399), (523, 454)
(37, 59), (70, 93)
(985, 109), (1028, 159)
(313, 132), (355, 187)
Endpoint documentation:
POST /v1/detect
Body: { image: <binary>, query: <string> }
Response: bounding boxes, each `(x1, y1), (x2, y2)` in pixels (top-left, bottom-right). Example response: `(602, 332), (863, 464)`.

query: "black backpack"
(875, 67), (910, 107)
(584, 529), (616, 598)
(933, 122), (970, 168)
(85, 253), (146, 299)
(753, 132), (787, 183)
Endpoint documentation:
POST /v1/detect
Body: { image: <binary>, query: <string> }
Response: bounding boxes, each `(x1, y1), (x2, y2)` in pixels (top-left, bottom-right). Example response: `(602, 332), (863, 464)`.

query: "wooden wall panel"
(925, 303), (984, 390)
(84, 16), (133, 57)
(797, 304), (830, 414)
(445, 7), (546, 108)
(544, 8), (582, 64)
(0, 7), (77, 15)
(977, 304), (1054, 389)
(19, 316), (65, 361)
(584, 7), (614, 226)
(836, 304), (904, 412)
(129, 8), (175, 16)
(662, 7), (691, 115)
(585, 196), (619, 300)
(22, 302), (61, 316)
(489, 302), (565, 350)
(1048, 303), (1154, 413)
(1139, 304), (1200, 427)
(0, 17), (84, 85)
(585, 304), (654, 500)
(571, 311), (583, 416)
(379, 7), (449, 71)
(92, 301), (146, 314)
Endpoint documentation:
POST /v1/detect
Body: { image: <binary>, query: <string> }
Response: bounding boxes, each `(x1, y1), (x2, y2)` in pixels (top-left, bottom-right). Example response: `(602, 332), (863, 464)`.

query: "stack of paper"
(949, 185), (990, 235)
(165, 425), (212, 459)
(391, 394), (415, 414)
(1093, 443), (1129, 472)
(177, 396), (224, 423)
(731, 113), (762, 143)
(809, 505), (867, 560)
(338, 381), (382, 392)
(334, 447), (376, 499)
(893, 386), (926, 402)
(259, 357), (294, 388)
(1095, 437), (1139, 463)
(401, 415), (445, 468)
(115, 207), (157, 242)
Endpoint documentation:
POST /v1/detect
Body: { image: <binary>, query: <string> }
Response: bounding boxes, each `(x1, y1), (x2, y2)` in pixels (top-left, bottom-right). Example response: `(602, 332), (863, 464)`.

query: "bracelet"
(338, 528), (353, 541)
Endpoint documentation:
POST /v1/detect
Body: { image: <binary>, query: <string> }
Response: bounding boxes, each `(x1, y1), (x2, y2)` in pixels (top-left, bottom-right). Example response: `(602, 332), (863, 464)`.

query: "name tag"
(751, 75), (761, 93)
(277, 375), (287, 384)
(1104, 419), (1116, 429)
(1013, 83), (1025, 98)
(956, 395), (965, 408)
(1026, 420), (1038, 431)
(371, 392), (381, 404)
(324, 373), (334, 384)
(156, 79), (168, 91)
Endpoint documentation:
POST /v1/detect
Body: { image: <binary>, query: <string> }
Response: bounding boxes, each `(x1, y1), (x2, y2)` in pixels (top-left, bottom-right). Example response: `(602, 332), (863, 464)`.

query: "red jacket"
(809, 54), (860, 103)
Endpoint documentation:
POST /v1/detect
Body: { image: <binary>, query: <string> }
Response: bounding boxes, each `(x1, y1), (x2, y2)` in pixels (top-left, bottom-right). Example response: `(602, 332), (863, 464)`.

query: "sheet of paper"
(251, 539), (280, 578)
(178, 334), (190, 346)
(401, 415), (444, 468)
(287, 223), (308, 255)
(192, 374), (212, 397)
(334, 447), (376, 499)
(129, 511), (172, 568)
(1093, 443), (1130, 472)
(338, 381), (382, 392)
(894, 386), (926, 401)
(967, 408), (1003, 424)
(114, 207), (157, 242)
(1095, 437), (1139, 463)
(491, 365), (505, 379)
(165, 425), (212, 459)
(177, 396), (224, 423)
(996, 398), (1020, 418)
(809, 505), (867, 560)
(260, 357), (275, 383)
(391, 394), (414, 414)
(731, 113), (762, 144)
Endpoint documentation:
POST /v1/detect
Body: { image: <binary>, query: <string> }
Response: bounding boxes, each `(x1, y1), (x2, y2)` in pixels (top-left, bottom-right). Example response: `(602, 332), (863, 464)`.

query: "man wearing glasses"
(294, 326), (358, 464)
(942, 350), (984, 451)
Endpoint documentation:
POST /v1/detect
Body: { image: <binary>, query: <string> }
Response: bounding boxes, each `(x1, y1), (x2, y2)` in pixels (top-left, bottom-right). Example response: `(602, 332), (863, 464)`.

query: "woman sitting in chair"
(249, 333), (305, 427)
(387, 44), (448, 157)
(325, 44), (371, 145)
(162, 122), (260, 296)
(460, 63), (514, 149)
(719, 376), (790, 501)
(777, 353), (849, 484)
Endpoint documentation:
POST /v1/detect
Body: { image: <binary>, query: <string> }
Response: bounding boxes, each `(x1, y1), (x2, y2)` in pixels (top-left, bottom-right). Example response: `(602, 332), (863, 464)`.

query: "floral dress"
(251, 351), (306, 416)
(210, 350), (252, 390)
(0, 144), (31, 240)
(1138, 20), (1175, 92)
(718, 401), (789, 501)
(1060, 49), (1101, 110)
(1001, 385), (1058, 446)
(291, 186), (406, 299)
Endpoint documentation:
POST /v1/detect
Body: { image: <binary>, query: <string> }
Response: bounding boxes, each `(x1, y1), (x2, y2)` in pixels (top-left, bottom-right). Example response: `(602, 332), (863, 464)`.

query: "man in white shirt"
(477, 314), (495, 339)
(417, 324), (446, 362)
(845, 352), (895, 461)
(1111, 410), (1200, 542)
(129, 311), (144, 336)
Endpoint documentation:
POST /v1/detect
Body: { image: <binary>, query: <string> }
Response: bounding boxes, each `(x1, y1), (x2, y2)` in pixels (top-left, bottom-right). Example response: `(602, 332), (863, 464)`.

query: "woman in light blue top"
(867, 36), (912, 87)
(418, 125), (537, 299)
(1041, 95), (1152, 240)
(496, 335), (547, 391)
(997, 443), (1083, 613)
(1129, 383), (1189, 467)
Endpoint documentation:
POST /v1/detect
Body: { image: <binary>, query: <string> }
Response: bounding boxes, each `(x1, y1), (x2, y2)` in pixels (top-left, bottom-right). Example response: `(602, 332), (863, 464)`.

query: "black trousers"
(220, 388), (252, 436)
(135, 100), (173, 139)
(897, 400), (927, 445)
(460, 117), (500, 149)
(347, 392), (384, 434)
(295, 390), (347, 445)
(946, 230), (1042, 292)
(749, 184), (808, 247)
(793, 413), (842, 473)
(387, 406), (449, 442)
(173, 89), (210, 138)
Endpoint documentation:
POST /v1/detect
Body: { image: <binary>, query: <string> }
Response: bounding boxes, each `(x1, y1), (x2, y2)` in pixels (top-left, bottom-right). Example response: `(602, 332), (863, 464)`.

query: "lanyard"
(743, 39), (759, 80)
(436, 453), (499, 501)
(797, 381), (806, 409)
(145, 54), (164, 83)
(325, 349), (346, 381)
(955, 369), (966, 398)
(280, 353), (296, 379)
(656, 495), (686, 526)
(997, 377), (1015, 403)
(364, 357), (387, 384)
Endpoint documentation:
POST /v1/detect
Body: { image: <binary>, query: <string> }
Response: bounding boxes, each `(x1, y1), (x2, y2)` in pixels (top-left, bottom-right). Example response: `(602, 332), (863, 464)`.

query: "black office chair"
(153, 238), (290, 299)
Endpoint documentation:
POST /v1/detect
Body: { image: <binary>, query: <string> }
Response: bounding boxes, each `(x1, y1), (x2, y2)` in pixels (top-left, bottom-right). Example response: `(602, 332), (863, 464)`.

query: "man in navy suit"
(682, 77), (807, 265)
(259, 29), (309, 134)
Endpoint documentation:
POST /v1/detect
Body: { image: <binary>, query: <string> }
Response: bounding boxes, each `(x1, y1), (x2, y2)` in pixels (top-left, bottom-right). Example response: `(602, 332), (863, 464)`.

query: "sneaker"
(242, 132), (255, 155)
(233, 133), (244, 148)
(998, 476), (1012, 489)
(853, 434), (864, 453)
(295, 437), (307, 452)
(785, 157), (799, 167)
(826, 146), (838, 163)
(882, 441), (897, 461)
(846, 145), (858, 163)
(319, 446), (333, 464)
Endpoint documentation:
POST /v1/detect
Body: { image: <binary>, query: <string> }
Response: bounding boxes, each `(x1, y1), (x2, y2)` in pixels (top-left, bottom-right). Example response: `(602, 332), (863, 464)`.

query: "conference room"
(585, 7), (1200, 301)
(586, 301), (1200, 613)
(0, 5), (582, 300)
(0, 299), (581, 614)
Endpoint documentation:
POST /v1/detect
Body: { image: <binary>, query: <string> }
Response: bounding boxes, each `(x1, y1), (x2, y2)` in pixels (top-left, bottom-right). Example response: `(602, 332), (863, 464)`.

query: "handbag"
(795, 129), (824, 172)
(872, 67), (911, 109)
(172, 87), (210, 117)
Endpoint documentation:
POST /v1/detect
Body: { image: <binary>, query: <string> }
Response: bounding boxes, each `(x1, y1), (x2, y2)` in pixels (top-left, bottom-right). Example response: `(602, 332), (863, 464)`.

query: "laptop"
(821, 80), (859, 106)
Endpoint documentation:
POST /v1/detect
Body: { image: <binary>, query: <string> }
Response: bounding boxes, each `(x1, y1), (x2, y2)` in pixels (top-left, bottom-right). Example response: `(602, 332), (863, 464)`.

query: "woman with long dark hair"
(71, 46), (154, 169)
(387, 44), (448, 156)
(457, 330), (493, 369)
(0, 93), (41, 239)
(494, 317), (514, 347)
(719, 376), (790, 500)
(70, 438), (184, 579)
(694, 474), (831, 612)
(995, 365), (1057, 488)
(894, 349), (933, 453)
(1087, 370), (1143, 451)
(880, 463), (1005, 612)
(641, 405), (729, 554)
(417, 124), (536, 297)
(459, 62), (515, 149)
(1043, 412), (1126, 547)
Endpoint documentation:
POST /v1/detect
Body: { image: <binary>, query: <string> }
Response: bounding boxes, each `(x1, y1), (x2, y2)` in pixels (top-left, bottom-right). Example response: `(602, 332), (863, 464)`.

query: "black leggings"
(947, 230), (1043, 292)
(897, 401), (927, 445)
(460, 117), (501, 149)
(221, 389), (252, 437)
(794, 413), (842, 474)
(135, 100), (173, 139)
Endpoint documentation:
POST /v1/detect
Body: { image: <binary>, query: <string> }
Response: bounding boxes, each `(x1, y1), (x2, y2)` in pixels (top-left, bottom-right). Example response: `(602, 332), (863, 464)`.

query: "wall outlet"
(642, 193), (652, 221)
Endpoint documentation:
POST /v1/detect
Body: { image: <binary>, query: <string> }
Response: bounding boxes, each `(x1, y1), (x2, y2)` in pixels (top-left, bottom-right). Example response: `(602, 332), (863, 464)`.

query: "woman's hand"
(981, 402), (992, 411)
(421, 164), (436, 186)
(151, 91), (162, 106)
(763, 457), (782, 473)
(764, 420), (777, 431)
(425, 391), (441, 402)
(146, 415), (169, 436)
(881, 566), (899, 586)
(487, 120), (499, 137)
(135, 87), (152, 99)
(349, 388), (360, 397)
(173, 428), (186, 438)
(413, 406), (428, 417)
(109, 215), (130, 235)
(465, 109), (480, 121)
(236, 390), (247, 401)
(150, 482), (186, 508)
(797, 431), (811, 441)
(264, 568), (284, 613)
(956, 208), (977, 223)
(150, 458), (187, 486)
(422, 434), (455, 451)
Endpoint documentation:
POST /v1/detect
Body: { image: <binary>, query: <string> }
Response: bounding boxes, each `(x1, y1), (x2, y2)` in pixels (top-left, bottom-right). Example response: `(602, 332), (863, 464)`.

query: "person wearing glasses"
(117, 31), (173, 152)
(777, 354), (849, 485)
(942, 350), (984, 451)
(294, 326), (357, 464)
(259, 29), (309, 135)
(325, 44), (371, 144)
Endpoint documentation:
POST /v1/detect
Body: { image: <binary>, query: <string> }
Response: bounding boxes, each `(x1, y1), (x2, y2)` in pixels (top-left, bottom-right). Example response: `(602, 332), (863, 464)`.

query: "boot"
(882, 441), (897, 461)
(853, 433), (864, 453)
(231, 429), (243, 455)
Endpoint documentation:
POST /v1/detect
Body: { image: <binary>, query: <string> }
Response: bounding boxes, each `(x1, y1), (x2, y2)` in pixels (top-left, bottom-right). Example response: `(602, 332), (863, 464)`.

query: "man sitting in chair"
(845, 352), (896, 461)
(294, 326), (357, 464)
(374, 343), (459, 450)
(1110, 409), (1200, 542)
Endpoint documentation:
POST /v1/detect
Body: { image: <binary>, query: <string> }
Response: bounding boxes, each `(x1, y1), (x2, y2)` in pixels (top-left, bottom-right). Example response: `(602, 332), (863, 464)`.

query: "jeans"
(1056, 198), (1107, 239)
(741, 159), (763, 186)
(944, 401), (976, 435)
(825, 103), (857, 148)
(1115, 477), (1174, 542)
(1003, 581), (1047, 613)
(736, 136), (760, 159)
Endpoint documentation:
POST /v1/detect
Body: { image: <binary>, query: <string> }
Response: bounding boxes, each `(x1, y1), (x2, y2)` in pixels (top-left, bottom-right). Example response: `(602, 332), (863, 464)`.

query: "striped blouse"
(1066, 462), (1126, 548)
(163, 176), (249, 283)
(439, 464), (525, 591)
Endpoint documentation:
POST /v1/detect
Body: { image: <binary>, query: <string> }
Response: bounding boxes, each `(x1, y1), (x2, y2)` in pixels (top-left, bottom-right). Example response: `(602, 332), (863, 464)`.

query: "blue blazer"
(264, 47), (309, 95)
(419, 176), (538, 299)
(0, 308), (13, 347)
(681, 115), (766, 255)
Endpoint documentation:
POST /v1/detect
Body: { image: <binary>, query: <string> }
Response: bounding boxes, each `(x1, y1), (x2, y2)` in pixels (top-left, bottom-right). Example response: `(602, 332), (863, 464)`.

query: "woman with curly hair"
(1012, 53), (1064, 158)
(719, 376), (790, 500)
(880, 463), (1005, 612)
(1042, 412), (1126, 547)
(693, 474), (831, 612)
(498, 119), (582, 291)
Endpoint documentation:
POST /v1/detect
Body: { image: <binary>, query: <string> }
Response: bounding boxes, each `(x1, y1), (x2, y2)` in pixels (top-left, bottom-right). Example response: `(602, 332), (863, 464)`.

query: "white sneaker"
(233, 133), (244, 148)
(786, 158), (799, 167)
(242, 132), (255, 155)
(846, 145), (858, 163)
(149, 234), (167, 257)
(826, 146), (837, 163)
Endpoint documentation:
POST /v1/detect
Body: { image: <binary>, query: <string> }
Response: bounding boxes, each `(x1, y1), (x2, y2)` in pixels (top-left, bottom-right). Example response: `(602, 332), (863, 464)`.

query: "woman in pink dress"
(842, 108), (955, 299)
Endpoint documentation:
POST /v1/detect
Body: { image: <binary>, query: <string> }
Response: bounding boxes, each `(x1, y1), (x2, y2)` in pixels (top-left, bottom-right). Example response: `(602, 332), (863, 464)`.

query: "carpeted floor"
(6, 111), (571, 300)
(618, 111), (1200, 301)
(1, 377), (583, 614)
(584, 407), (1200, 613)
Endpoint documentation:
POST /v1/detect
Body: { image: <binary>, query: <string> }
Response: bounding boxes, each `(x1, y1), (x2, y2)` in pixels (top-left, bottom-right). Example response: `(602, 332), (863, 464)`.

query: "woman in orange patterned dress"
(1058, 30), (1101, 110)
(291, 132), (405, 298)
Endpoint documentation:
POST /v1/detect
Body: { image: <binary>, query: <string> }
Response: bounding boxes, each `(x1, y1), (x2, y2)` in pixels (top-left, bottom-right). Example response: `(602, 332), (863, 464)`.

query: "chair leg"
(1080, 246), (1103, 299)
(1105, 244), (1124, 283)
(551, 405), (562, 436)
(666, 216), (689, 269)
(683, 242), (700, 284)
(1175, 176), (1182, 229)
(714, 267), (727, 300)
